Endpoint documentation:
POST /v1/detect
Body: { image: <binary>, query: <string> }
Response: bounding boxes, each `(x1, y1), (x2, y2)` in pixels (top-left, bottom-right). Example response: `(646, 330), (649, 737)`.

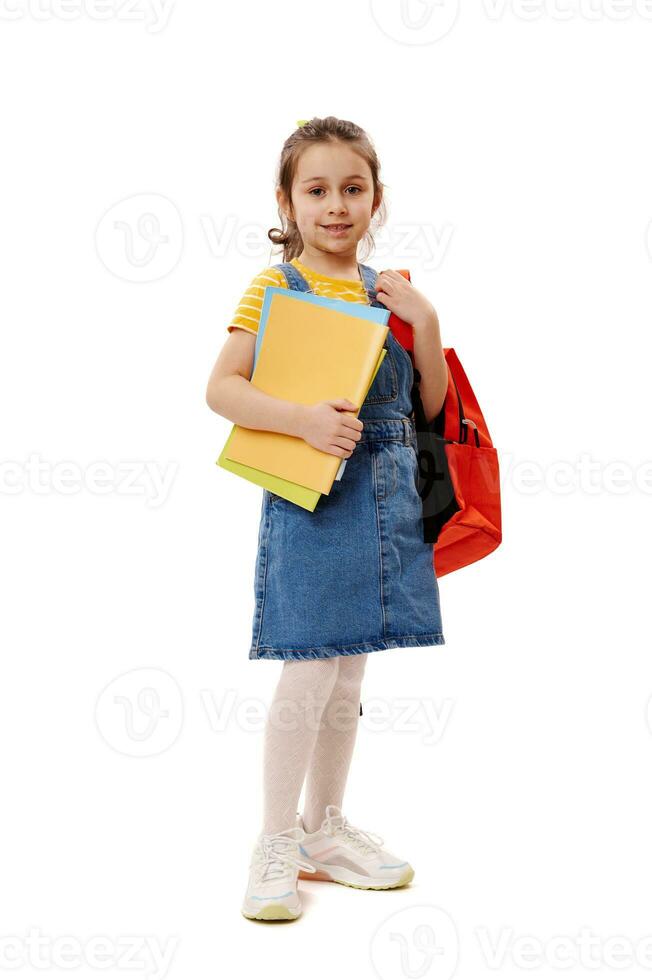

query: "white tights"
(261, 653), (368, 836)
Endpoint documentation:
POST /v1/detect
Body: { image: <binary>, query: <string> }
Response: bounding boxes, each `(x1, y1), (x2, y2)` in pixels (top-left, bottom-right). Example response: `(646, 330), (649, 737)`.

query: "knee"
(333, 654), (368, 694)
(281, 657), (340, 703)
(310, 658), (340, 701)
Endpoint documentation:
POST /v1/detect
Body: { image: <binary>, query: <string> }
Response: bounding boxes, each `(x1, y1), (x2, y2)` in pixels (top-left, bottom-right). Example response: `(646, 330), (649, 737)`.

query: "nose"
(328, 193), (348, 215)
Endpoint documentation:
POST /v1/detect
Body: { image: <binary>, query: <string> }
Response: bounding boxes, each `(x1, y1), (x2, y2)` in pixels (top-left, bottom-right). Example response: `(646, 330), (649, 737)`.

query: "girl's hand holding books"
(297, 399), (364, 459)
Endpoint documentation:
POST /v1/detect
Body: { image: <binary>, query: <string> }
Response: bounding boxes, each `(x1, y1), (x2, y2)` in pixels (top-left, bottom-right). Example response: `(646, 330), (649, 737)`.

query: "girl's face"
(279, 142), (380, 260)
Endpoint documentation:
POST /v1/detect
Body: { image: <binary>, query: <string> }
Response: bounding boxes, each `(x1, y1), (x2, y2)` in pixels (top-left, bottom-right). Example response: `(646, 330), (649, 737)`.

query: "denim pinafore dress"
(248, 261), (445, 661)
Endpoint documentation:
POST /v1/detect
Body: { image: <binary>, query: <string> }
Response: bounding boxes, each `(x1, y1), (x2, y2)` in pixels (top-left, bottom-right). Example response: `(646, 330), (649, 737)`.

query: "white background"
(2, 0), (651, 977)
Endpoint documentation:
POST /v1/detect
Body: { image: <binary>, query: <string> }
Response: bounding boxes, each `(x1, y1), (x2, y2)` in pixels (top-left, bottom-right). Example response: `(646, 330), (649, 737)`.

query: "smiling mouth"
(322, 224), (352, 231)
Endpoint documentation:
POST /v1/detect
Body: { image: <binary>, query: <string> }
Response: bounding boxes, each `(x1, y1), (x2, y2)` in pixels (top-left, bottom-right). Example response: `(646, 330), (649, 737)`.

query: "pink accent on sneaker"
(306, 843), (340, 861)
(298, 867), (334, 881)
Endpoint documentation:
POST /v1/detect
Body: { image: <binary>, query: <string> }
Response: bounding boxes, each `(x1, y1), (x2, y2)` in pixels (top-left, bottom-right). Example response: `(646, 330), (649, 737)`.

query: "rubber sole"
(298, 865), (414, 889)
(241, 903), (300, 921)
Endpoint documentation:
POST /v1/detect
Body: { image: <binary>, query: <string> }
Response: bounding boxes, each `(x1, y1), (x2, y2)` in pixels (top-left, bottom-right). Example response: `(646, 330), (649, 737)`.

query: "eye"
(307, 186), (363, 197)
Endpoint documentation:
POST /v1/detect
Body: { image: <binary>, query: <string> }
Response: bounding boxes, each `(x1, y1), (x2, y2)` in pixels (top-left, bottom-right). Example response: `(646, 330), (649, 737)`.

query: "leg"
(302, 653), (369, 834)
(261, 658), (339, 836)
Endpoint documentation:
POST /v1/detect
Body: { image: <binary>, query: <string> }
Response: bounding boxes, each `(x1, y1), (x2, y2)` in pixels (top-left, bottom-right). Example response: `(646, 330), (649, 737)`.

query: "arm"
(205, 328), (306, 437)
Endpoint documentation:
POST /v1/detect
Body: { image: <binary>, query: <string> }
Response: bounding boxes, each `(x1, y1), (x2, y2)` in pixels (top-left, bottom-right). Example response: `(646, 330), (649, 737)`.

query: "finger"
(340, 426), (361, 442)
(381, 270), (406, 285)
(332, 436), (357, 452)
(377, 275), (396, 292)
(340, 417), (363, 432)
(328, 444), (354, 458)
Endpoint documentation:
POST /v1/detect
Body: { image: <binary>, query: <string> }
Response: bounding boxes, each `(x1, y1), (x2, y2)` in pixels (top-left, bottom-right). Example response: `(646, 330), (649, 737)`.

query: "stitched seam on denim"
(390, 328), (414, 388)
(253, 633), (445, 654)
(390, 446), (397, 498)
(365, 348), (398, 405)
(377, 447), (392, 633)
(276, 262), (326, 296)
(360, 264), (388, 310)
(371, 448), (387, 637)
(358, 263), (377, 304)
(359, 263), (402, 405)
(388, 330), (414, 415)
(252, 502), (270, 654)
(360, 436), (404, 445)
(275, 263), (290, 287)
(276, 262), (312, 293)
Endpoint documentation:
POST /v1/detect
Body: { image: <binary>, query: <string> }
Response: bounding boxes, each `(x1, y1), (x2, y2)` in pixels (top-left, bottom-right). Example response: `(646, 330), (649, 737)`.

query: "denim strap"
(274, 261), (384, 310)
(274, 262), (312, 293)
(358, 263), (384, 309)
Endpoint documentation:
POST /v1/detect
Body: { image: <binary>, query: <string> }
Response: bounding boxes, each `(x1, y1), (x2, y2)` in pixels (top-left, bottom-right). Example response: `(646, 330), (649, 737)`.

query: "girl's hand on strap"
(375, 269), (437, 330)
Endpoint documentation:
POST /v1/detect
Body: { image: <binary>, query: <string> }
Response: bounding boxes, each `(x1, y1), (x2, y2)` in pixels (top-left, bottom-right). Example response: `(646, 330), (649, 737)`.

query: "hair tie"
(296, 119), (309, 128)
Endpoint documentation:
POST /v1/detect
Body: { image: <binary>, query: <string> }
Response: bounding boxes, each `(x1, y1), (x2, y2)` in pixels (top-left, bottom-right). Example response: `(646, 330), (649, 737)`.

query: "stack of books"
(216, 286), (390, 511)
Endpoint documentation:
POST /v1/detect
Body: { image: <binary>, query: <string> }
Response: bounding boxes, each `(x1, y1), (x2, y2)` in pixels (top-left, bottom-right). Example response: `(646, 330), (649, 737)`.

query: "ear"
(276, 187), (294, 223)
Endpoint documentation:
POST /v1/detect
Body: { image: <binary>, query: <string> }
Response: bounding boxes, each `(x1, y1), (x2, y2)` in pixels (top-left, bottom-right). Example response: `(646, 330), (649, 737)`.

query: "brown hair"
(268, 116), (387, 263)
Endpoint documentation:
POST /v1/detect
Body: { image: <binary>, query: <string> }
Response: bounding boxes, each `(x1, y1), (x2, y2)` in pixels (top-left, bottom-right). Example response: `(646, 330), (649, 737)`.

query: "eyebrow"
(299, 174), (369, 183)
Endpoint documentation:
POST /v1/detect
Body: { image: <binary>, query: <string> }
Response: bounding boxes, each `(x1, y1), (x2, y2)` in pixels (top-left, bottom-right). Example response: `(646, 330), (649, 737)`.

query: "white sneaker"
(241, 825), (317, 921)
(295, 805), (414, 890)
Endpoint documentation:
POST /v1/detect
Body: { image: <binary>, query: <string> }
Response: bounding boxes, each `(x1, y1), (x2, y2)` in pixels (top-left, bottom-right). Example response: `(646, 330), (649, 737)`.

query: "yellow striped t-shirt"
(227, 257), (370, 336)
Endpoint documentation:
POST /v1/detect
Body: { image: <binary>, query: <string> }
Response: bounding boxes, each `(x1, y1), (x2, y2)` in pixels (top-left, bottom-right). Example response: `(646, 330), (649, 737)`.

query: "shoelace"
(252, 827), (316, 884)
(321, 804), (385, 856)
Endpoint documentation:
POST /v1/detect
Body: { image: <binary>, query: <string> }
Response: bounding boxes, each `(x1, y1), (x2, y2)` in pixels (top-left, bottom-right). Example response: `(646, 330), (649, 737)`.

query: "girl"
(206, 116), (449, 922)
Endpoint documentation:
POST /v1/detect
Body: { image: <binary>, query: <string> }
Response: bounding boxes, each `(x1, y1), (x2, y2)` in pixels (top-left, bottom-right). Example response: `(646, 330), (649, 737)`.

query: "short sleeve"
(226, 266), (287, 336)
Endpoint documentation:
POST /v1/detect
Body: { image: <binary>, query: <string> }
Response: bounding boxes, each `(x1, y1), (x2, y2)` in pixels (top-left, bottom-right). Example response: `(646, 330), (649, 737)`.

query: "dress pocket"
(364, 345), (398, 405)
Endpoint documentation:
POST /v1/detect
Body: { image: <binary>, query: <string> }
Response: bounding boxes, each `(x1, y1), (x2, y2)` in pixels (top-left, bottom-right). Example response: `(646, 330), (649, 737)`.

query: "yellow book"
(216, 348), (387, 511)
(223, 289), (389, 495)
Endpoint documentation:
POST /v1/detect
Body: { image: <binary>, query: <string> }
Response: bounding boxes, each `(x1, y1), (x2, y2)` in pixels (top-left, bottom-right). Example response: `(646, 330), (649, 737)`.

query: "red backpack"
(387, 272), (502, 577)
